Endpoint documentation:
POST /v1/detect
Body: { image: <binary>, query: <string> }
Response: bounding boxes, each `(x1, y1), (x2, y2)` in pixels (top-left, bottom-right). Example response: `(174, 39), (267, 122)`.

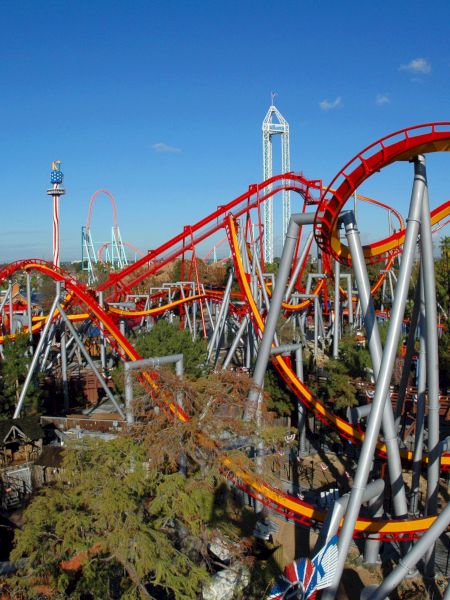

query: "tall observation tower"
(262, 96), (290, 263)
(47, 161), (65, 268)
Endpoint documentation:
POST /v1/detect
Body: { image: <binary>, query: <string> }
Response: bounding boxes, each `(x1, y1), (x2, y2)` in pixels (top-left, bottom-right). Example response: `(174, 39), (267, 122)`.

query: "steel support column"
(322, 156), (425, 600)
(421, 183), (440, 577)
(367, 503), (450, 600)
(14, 292), (61, 418)
(342, 210), (409, 565)
(333, 259), (341, 358)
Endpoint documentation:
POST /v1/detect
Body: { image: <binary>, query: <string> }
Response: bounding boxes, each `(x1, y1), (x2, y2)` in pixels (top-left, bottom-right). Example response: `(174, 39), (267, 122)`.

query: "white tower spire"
(262, 96), (290, 263)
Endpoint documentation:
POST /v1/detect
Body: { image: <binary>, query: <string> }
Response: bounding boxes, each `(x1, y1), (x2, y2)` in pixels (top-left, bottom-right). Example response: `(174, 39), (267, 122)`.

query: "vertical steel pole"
(245, 213), (315, 510)
(207, 271), (233, 361)
(57, 282), (69, 411)
(363, 487), (384, 564)
(246, 214), (315, 417)
(8, 280), (13, 335)
(221, 316), (248, 370)
(333, 259), (341, 358)
(14, 292), (61, 418)
(284, 231), (314, 301)
(314, 297), (319, 359)
(58, 305), (125, 419)
(420, 184), (440, 577)
(395, 279), (421, 431)
(295, 347), (306, 453)
(367, 503), (450, 600)
(60, 320), (69, 411)
(342, 210), (408, 563)
(346, 274), (354, 326)
(124, 365), (134, 424)
(26, 273), (33, 346)
(410, 279), (426, 515)
(322, 156), (425, 600)
(98, 291), (107, 371)
(343, 212), (410, 510)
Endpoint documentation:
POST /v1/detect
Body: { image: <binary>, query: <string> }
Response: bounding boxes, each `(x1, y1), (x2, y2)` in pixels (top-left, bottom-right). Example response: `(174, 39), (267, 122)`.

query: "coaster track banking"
(0, 253), (447, 539)
(1, 123), (450, 540)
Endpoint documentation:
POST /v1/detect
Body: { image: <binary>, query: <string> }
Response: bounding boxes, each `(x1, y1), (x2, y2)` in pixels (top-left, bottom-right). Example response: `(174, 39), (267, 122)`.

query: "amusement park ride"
(81, 188), (144, 284)
(0, 106), (450, 599)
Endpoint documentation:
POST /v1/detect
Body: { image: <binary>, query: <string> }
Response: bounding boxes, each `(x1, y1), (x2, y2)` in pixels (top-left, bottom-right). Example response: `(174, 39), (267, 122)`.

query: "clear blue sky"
(1, 0), (449, 261)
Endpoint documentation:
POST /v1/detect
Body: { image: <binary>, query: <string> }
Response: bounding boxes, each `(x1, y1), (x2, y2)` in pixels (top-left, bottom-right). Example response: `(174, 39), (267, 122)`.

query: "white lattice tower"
(262, 99), (290, 263)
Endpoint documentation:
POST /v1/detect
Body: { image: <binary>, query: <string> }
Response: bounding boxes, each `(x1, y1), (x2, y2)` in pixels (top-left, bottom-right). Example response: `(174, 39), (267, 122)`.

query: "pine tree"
(0, 333), (41, 419)
(133, 320), (208, 379)
(10, 370), (287, 599)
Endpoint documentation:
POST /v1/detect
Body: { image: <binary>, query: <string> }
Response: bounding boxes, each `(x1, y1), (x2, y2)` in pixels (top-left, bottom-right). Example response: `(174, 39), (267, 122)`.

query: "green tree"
(438, 327), (450, 391)
(264, 365), (294, 417)
(0, 333), (41, 419)
(10, 371), (286, 599)
(317, 334), (372, 410)
(263, 258), (281, 277)
(436, 236), (450, 320)
(322, 357), (358, 409)
(133, 320), (208, 379)
(338, 334), (371, 378)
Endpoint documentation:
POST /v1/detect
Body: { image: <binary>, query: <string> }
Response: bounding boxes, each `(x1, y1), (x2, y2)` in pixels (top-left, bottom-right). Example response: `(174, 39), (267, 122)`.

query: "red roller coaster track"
(1, 123), (450, 541)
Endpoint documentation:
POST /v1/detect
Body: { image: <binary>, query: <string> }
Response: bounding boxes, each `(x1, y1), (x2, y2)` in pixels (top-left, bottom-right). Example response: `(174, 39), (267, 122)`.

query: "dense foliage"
(0, 333), (41, 419)
(9, 371), (287, 599)
(320, 335), (371, 410)
(133, 320), (208, 379)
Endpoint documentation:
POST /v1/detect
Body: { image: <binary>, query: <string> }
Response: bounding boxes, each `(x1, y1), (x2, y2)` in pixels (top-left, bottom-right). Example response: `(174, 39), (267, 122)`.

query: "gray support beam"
(347, 403), (372, 424)
(314, 297), (319, 359)
(124, 366), (134, 424)
(367, 502), (450, 600)
(0, 286), (10, 314)
(342, 211), (409, 527)
(420, 184), (441, 577)
(60, 321), (69, 411)
(124, 354), (184, 424)
(56, 281), (69, 410)
(98, 291), (107, 371)
(8, 280), (13, 335)
(269, 343), (301, 356)
(317, 479), (385, 549)
(322, 156), (426, 600)
(246, 213), (315, 420)
(395, 279), (421, 431)
(26, 273), (33, 346)
(57, 305), (125, 419)
(251, 245), (279, 346)
(40, 321), (56, 372)
(410, 288), (426, 516)
(245, 319), (253, 370)
(245, 213), (315, 512)
(284, 231), (314, 302)
(333, 259), (341, 358)
(221, 315), (248, 370)
(363, 485), (385, 564)
(342, 210), (408, 564)
(295, 347), (306, 453)
(343, 274), (354, 326)
(14, 292), (61, 418)
(207, 271), (233, 362)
